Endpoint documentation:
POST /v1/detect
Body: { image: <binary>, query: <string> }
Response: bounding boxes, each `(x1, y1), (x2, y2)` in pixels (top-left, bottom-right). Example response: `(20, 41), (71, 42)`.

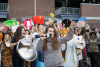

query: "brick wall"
(80, 3), (100, 28)
(87, 20), (100, 28)
(8, 0), (55, 21)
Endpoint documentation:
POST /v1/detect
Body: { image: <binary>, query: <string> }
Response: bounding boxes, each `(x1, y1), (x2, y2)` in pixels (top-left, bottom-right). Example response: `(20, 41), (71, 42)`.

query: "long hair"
(7, 28), (11, 34)
(14, 27), (25, 42)
(43, 26), (59, 51)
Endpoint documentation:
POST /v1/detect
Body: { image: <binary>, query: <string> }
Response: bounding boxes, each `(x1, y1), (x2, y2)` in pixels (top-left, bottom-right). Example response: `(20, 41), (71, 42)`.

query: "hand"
(89, 29), (91, 33)
(86, 25), (90, 30)
(17, 21), (19, 25)
(13, 22), (15, 26)
(45, 22), (49, 25)
(0, 24), (5, 31)
(95, 28), (98, 33)
(17, 39), (22, 44)
(11, 29), (13, 33)
(40, 34), (47, 40)
(29, 39), (32, 43)
(70, 21), (75, 28)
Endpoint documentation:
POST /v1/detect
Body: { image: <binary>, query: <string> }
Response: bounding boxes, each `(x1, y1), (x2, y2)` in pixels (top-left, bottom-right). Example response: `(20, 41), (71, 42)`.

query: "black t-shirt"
(2, 32), (6, 41)
(11, 37), (18, 56)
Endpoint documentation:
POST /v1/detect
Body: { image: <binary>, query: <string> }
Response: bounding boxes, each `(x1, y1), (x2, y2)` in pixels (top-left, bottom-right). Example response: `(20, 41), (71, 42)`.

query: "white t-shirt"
(32, 32), (40, 48)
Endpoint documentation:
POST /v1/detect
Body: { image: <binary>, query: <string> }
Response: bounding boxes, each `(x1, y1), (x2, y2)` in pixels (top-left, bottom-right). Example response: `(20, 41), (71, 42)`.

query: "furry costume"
(59, 29), (67, 59)
(65, 35), (85, 67)
(1, 34), (13, 67)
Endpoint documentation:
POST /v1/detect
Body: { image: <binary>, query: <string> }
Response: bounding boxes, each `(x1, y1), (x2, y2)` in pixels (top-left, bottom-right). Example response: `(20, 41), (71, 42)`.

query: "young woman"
(1, 34), (13, 67)
(36, 23), (74, 67)
(31, 24), (44, 67)
(7, 27), (25, 67)
(1, 28), (14, 67)
(86, 26), (100, 67)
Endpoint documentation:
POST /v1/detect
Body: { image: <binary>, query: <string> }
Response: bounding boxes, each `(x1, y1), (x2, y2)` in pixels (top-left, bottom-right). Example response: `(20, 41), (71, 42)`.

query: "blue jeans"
(33, 51), (44, 67)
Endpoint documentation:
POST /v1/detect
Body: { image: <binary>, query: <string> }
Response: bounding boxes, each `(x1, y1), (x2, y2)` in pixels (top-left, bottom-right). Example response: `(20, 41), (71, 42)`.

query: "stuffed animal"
(26, 20), (31, 30)
(24, 19), (32, 30)
(59, 29), (67, 59)
(65, 35), (85, 67)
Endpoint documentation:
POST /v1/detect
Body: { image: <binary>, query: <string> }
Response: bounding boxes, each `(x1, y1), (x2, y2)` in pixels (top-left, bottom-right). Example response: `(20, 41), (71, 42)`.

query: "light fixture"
(83, 0), (85, 2)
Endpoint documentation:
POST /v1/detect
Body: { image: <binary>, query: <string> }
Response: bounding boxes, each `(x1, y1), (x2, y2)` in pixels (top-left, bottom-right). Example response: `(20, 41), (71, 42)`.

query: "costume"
(65, 35), (85, 67)
(1, 34), (13, 67)
(59, 29), (67, 59)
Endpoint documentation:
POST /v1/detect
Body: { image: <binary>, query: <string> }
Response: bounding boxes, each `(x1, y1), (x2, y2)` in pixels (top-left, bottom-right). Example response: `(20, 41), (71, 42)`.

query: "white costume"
(65, 35), (85, 67)
(11, 25), (19, 33)
(26, 20), (31, 30)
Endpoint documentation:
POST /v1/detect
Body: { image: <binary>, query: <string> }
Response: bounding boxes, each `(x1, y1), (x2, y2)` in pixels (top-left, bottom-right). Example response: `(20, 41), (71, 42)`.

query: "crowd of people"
(0, 20), (100, 67)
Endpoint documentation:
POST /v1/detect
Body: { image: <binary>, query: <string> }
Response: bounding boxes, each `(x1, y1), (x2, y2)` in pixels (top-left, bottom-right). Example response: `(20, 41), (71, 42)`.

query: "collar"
(46, 38), (53, 42)
(38, 31), (43, 35)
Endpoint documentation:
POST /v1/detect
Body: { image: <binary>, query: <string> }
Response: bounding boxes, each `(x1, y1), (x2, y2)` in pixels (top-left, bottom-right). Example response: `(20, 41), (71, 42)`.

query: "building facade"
(8, 0), (55, 21)
(80, 3), (100, 28)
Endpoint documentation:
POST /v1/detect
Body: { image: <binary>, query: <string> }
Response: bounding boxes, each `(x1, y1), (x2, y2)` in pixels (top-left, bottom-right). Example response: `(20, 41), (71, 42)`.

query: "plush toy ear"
(79, 35), (83, 38)
(73, 34), (77, 38)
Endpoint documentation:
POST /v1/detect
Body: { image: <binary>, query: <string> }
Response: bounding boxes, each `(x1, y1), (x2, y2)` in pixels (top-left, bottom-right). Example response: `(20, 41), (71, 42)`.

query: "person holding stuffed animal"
(65, 21), (86, 67)
(36, 22), (74, 67)
(86, 25), (100, 67)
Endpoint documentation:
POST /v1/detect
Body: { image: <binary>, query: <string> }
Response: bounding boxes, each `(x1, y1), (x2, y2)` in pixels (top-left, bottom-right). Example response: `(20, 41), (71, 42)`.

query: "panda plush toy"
(64, 34), (85, 67)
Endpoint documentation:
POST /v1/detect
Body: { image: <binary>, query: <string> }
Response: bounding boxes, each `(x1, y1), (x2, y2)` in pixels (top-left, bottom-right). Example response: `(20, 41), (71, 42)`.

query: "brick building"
(55, 0), (100, 28)
(0, 0), (100, 28)
(8, 0), (55, 21)
(80, 3), (100, 28)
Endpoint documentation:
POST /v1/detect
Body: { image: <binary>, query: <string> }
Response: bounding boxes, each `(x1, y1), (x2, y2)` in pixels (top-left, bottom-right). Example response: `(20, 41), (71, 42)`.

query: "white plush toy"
(65, 34), (85, 67)
(26, 20), (31, 30)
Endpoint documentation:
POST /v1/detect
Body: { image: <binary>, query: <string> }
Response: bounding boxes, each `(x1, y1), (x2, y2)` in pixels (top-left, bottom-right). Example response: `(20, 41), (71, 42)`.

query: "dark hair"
(37, 24), (43, 28)
(14, 27), (25, 41)
(89, 32), (97, 38)
(7, 28), (11, 34)
(43, 26), (59, 51)
(91, 29), (95, 32)
(25, 29), (30, 35)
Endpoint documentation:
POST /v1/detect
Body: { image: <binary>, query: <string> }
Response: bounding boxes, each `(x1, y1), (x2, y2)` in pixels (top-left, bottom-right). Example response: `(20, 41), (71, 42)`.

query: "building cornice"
(81, 3), (100, 5)
(86, 17), (100, 20)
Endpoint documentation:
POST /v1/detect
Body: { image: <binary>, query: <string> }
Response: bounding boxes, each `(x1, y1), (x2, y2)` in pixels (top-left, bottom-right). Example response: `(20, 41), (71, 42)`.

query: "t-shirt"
(2, 32), (6, 41)
(11, 37), (18, 57)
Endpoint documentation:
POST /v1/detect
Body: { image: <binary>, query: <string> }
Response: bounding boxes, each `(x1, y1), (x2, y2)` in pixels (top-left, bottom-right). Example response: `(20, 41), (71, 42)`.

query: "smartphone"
(46, 33), (52, 37)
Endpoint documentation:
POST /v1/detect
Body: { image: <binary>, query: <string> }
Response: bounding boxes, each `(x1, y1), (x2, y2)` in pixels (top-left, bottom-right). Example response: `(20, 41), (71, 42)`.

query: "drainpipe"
(34, 0), (36, 16)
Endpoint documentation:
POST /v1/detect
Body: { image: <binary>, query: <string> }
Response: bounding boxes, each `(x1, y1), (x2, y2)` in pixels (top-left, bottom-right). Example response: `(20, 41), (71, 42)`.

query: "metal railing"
(0, 3), (8, 11)
(55, 7), (80, 16)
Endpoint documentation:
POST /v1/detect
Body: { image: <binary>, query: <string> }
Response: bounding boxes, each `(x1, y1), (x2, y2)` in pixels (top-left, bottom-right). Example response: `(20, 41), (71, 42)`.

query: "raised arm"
(80, 27), (85, 35)
(86, 32), (90, 41)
